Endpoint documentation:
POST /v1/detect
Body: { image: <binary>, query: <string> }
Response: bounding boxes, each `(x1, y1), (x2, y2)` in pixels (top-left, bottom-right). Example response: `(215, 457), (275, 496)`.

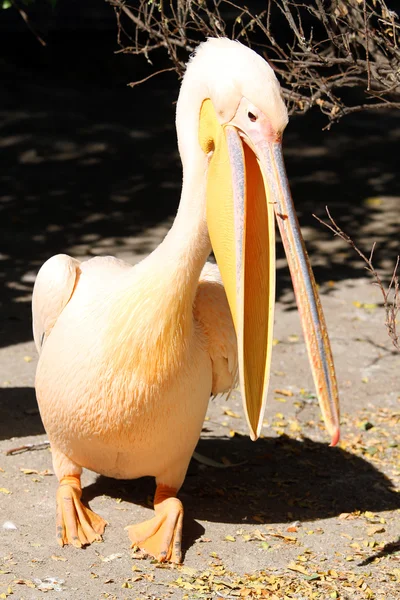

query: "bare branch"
(127, 67), (176, 88)
(314, 208), (400, 351)
(363, 0), (372, 90)
(106, 0), (400, 124)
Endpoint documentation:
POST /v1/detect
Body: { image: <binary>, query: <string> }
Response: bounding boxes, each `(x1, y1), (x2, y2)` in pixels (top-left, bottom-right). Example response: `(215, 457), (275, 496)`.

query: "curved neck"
(151, 76), (212, 287)
(123, 72), (213, 339)
(163, 157), (211, 271)
(114, 65), (214, 362)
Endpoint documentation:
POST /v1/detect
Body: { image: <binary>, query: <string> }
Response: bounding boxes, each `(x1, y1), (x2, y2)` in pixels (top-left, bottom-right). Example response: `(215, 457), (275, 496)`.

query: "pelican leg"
(126, 484), (183, 563)
(56, 475), (107, 547)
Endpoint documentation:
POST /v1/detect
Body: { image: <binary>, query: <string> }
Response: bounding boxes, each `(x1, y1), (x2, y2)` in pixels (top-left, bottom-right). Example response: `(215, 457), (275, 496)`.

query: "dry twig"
(12, 0), (46, 46)
(5, 441), (50, 456)
(314, 207), (400, 351)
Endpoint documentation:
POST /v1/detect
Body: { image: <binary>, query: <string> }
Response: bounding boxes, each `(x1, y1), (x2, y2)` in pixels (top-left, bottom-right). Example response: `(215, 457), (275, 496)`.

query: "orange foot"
(56, 475), (107, 548)
(126, 485), (183, 563)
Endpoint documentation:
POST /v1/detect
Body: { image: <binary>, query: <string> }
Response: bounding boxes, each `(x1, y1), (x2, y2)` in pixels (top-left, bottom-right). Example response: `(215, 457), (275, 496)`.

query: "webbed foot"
(126, 485), (183, 563)
(56, 475), (107, 547)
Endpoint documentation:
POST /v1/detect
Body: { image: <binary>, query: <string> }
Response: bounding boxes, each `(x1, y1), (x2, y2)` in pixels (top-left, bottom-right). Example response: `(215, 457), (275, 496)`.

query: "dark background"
(1, 0), (399, 351)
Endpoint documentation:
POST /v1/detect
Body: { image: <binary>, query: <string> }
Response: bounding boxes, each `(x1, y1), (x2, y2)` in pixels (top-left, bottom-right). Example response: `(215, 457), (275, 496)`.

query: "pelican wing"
(32, 254), (80, 353)
(194, 262), (238, 395)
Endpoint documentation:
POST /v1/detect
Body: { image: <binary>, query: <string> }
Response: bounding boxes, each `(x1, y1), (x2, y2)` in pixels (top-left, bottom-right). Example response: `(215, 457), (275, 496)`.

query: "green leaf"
(260, 542), (270, 549)
(2, 1), (12, 9)
(304, 573), (321, 581)
(366, 446), (378, 456)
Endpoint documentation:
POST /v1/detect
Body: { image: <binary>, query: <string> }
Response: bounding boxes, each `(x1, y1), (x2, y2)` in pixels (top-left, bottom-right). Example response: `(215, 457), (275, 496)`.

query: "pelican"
(32, 38), (340, 564)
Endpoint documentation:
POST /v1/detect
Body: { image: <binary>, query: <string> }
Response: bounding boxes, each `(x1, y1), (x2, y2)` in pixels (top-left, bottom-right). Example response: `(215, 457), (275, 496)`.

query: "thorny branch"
(106, 0), (400, 125)
(315, 208), (400, 351)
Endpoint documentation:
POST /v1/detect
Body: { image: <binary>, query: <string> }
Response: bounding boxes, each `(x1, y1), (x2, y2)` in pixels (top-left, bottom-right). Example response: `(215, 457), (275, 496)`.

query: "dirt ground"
(1, 31), (400, 600)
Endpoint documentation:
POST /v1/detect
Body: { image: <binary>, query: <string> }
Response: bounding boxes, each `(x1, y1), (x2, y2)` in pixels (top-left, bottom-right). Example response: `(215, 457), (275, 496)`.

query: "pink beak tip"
(329, 427), (340, 447)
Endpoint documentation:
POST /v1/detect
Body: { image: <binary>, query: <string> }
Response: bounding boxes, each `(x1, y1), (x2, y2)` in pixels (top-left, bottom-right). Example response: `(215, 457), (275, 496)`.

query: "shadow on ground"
(1, 31), (400, 349)
(0, 387), (44, 441)
(360, 536), (400, 565)
(83, 434), (398, 553)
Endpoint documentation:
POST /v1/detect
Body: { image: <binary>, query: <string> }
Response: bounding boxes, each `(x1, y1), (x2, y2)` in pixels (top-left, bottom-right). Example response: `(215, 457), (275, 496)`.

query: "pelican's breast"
(35, 257), (212, 479)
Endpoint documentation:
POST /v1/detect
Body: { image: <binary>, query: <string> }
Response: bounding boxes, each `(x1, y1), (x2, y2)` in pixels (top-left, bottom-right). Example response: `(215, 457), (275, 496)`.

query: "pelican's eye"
(248, 111), (257, 122)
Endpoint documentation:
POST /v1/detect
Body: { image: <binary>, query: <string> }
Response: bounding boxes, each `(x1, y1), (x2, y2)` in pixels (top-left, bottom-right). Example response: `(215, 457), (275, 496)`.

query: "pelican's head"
(179, 38), (340, 445)
(176, 38), (288, 160)
(190, 38), (287, 131)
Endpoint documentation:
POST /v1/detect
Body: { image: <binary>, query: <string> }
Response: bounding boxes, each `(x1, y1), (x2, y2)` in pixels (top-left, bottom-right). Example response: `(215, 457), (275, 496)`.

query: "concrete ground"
(0, 30), (399, 600)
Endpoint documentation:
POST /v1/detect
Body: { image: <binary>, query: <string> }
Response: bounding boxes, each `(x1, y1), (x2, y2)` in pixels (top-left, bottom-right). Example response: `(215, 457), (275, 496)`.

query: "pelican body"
(33, 38), (340, 562)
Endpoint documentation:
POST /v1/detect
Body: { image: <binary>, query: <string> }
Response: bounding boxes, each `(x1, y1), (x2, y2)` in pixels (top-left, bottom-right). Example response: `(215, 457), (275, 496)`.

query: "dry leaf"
(20, 468), (52, 476)
(274, 389), (294, 397)
(287, 562), (308, 575)
(14, 579), (35, 588)
(267, 533), (297, 544)
(223, 409), (240, 418)
(367, 526), (385, 536)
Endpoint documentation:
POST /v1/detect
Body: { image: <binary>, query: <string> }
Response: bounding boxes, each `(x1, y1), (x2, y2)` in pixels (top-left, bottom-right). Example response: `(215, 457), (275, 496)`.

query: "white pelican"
(32, 38), (340, 563)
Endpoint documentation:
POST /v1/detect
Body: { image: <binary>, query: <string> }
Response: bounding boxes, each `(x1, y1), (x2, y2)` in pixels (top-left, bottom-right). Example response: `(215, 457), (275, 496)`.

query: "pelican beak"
(199, 98), (340, 445)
